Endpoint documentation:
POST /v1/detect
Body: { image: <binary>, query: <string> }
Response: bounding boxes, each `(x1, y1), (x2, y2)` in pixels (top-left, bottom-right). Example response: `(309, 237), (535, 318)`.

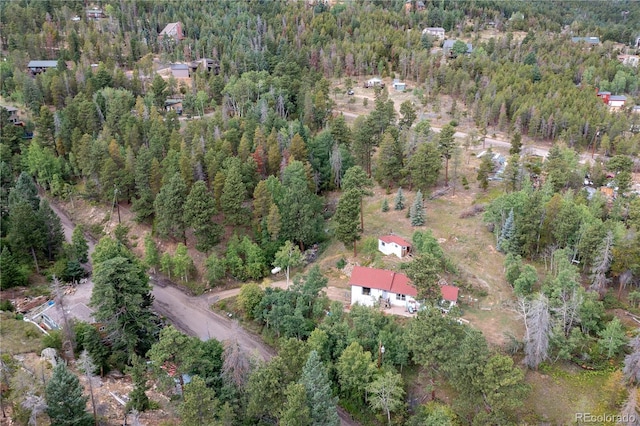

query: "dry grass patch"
(0, 312), (44, 355)
(523, 363), (613, 424)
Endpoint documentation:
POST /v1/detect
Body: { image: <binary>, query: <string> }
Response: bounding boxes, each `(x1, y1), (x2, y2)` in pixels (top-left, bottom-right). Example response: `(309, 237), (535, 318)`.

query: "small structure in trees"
(392, 79), (406, 92)
(159, 22), (184, 41)
(439, 285), (459, 312)
(365, 77), (384, 88)
(378, 235), (411, 258)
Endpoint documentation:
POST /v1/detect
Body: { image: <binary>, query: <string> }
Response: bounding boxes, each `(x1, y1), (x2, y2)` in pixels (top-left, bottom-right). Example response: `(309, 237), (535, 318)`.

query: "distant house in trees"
(159, 22), (184, 41)
(422, 27), (446, 40)
(618, 54), (639, 68)
(392, 79), (407, 92)
(608, 95), (627, 109)
(2, 105), (20, 124)
(165, 99), (183, 115)
(188, 58), (220, 76)
(636, 36), (640, 48)
(378, 234), (411, 258)
(571, 36), (600, 45)
(632, 105), (640, 114)
(27, 60), (58, 74)
(442, 39), (473, 55)
(170, 63), (190, 79)
(597, 90), (611, 104)
(365, 77), (384, 88)
(85, 8), (105, 20)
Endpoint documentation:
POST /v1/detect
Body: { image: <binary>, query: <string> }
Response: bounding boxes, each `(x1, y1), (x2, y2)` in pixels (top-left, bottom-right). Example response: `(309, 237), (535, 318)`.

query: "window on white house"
(380, 242), (385, 246)
(363, 287), (371, 296)
(396, 294), (406, 301)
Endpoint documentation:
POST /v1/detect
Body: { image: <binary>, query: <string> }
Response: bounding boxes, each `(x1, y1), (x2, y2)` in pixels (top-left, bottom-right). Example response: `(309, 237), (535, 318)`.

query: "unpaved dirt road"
(151, 284), (274, 360)
(48, 200), (275, 360)
(49, 200), (359, 425)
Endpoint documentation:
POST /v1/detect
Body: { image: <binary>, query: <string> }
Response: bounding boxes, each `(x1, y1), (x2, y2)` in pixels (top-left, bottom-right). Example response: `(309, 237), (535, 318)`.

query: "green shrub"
(0, 299), (15, 312)
(602, 291), (623, 309)
(336, 258), (347, 269)
(42, 330), (63, 351)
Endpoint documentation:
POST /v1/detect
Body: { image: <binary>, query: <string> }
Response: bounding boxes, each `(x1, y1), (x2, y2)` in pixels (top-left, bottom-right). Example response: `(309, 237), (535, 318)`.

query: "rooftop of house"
(442, 39), (473, 52)
(379, 234), (411, 247)
(423, 27), (445, 32)
(28, 60), (58, 68)
(350, 266), (417, 297)
(2, 105), (18, 112)
(170, 63), (189, 70)
(45, 302), (94, 326)
(441, 285), (459, 302)
(571, 36), (600, 44)
(609, 95), (627, 101)
(160, 22), (182, 36)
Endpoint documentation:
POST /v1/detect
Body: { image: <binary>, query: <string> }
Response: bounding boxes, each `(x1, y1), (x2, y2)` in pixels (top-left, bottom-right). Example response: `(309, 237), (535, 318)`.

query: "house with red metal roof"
(349, 266), (459, 311)
(350, 266), (416, 308)
(378, 234), (412, 258)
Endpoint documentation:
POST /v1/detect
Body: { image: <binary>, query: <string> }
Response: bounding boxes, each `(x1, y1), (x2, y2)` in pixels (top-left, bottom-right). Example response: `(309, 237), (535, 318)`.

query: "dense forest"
(1, 0), (640, 425)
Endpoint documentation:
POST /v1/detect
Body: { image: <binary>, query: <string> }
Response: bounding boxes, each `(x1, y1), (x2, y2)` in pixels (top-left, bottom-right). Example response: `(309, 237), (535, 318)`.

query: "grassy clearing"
(523, 363), (616, 424)
(358, 179), (521, 345)
(0, 312), (44, 355)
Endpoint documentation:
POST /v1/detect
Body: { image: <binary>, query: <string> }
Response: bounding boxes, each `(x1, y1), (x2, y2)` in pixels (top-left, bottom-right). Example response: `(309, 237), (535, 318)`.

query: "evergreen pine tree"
(38, 199), (65, 261)
(70, 226), (89, 263)
(45, 363), (93, 426)
(477, 151), (494, 191)
(9, 172), (40, 210)
(143, 234), (160, 274)
(394, 188), (405, 210)
(497, 209), (515, 253)
(0, 246), (27, 289)
(281, 382), (311, 426)
(184, 180), (222, 252)
(510, 132), (522, 155)
(410, 191), (425, 226)
(300, 351), (339, 426)
(127, 354), (150, 412)
(154, 173), (188, 242)
(90, 255), (158, 362)
(381, 198), (389, 212)
(220, 160), (247, 225)
(179, 375), (219, 426)
(334, 188), (362, 256)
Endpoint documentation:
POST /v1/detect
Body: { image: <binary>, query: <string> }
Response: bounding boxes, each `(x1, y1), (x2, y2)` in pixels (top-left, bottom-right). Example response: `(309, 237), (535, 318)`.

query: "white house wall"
(378, 240), (404, 258)
(351, 285), (416, 308)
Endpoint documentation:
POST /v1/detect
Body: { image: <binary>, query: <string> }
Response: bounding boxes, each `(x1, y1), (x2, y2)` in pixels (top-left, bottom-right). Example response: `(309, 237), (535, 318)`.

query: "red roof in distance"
(379, 235), (411, 247)
(441, 285), (459, 302)
(350, 266), (417, 297)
